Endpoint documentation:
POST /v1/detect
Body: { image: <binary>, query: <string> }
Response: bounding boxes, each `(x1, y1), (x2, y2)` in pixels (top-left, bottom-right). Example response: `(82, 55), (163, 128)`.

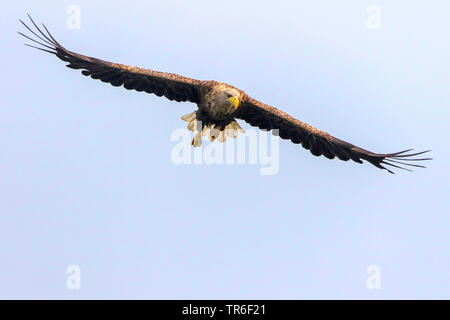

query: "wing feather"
(237, 95), (431, 173)
(19, 15), (203, 104)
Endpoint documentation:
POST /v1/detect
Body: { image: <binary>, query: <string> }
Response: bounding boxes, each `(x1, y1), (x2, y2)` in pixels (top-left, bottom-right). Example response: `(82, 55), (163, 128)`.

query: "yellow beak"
(227, 96), (240, 109)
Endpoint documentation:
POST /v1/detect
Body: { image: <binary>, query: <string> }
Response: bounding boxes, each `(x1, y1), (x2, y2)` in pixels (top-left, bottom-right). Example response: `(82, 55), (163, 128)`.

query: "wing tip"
(378, 149), (432, 174)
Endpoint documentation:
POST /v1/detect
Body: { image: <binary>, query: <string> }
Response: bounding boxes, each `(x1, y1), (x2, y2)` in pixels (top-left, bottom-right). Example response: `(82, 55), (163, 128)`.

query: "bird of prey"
(19, 15), (431, 173)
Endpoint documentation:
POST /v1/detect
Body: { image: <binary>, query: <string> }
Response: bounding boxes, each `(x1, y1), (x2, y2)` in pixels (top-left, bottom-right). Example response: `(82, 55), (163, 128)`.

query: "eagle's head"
(218, 85), (241, 110)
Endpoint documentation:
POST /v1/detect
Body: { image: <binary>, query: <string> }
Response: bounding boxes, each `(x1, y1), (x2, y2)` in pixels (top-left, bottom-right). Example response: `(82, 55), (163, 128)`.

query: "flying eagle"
(19, 15), (431, 173)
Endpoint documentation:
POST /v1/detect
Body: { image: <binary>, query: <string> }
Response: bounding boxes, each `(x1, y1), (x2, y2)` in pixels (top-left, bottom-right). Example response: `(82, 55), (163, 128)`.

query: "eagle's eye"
(226, 92), (233, 98)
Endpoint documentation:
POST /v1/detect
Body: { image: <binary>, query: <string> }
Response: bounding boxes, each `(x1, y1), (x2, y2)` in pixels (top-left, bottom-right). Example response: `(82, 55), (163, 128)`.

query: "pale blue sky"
(1, 1), (449, 299)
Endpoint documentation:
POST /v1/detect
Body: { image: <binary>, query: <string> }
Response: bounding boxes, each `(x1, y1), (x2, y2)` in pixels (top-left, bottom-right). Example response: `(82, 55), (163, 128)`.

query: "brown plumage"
(19, 15), (431, 173)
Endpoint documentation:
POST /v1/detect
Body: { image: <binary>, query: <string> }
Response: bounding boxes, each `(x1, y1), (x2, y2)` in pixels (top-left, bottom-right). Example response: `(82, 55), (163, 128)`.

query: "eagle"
(19, 15), (431, 173)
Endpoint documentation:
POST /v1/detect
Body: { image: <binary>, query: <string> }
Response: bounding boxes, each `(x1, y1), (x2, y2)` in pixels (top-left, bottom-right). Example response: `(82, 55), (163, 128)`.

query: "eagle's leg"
(181, 111), (245, 147)
(209, 121), (245, 143)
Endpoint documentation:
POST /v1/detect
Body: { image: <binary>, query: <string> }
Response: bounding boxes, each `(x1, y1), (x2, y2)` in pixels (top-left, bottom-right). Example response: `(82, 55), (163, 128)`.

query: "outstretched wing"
(18, 15), (202, 104)
(237, 95), (431, 173)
